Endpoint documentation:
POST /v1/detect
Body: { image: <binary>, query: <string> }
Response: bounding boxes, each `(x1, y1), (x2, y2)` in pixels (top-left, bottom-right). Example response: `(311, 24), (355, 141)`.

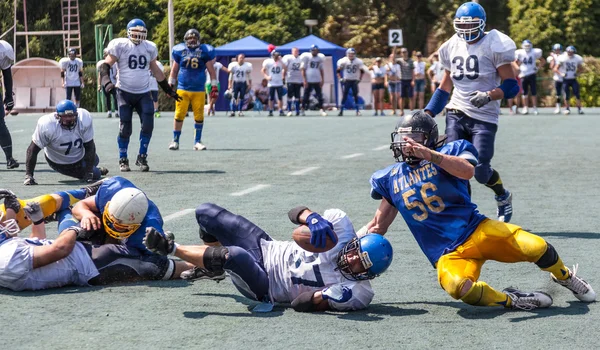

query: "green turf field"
(1, 109), (600, 349)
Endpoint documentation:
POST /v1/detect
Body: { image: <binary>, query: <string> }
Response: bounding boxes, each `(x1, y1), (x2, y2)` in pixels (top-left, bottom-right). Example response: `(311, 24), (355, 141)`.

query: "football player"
(547, 43), (564, 114)
(262, 50), (287, 117)
(169, 29), (217, 151)
(337, 48), (367, 116)
(144, 203), (393, 311)
(364, 111), (595, 310)
(515, 40), (544, 115)
(205, 58), (229, 117)
(99, 18), (181, 172)
(283, 48), (304, 116)
(0, 39), (18, 169)
(96, 49), (118, 118)
(554, 46), (584, 115)
(24, 100), (108, 185)
(228, 54), (253, 117)
(59, 48), (84, 107)
(424, 2), (518, 222)
(300, 45), (327, 116)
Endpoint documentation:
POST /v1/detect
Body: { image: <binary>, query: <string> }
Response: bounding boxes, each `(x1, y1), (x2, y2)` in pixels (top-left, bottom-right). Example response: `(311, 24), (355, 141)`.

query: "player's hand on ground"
(402, 136), (433, 160)
(80, 213), (101, 231)
(469, 91), (491, 108)
(23, 201), (44, 224)
(143, 227), (175, 255)
(24, 175), (38, 186)
(306, 213), (337, 248)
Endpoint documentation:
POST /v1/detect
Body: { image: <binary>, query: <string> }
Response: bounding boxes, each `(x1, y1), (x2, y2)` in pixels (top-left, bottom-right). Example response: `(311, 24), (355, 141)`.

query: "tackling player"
(59, 48), (84, 107)
(547, 43), (564, 114)
(0, 39), (18, 169)
(24, 100), (108, 185)
(515, 40), (544, 115)
(554, 46), (584, 115)
(424, 2), (518, 222)
(365, 111), (595, 310)
(283, 48), (304, 116)
(169, 29), (217, 151)
(99, 18), (181, 172)
(300, 45), (327, 116)
(262, 50), (287, 117)
(228, 54), (253, 117)
(337, 48), (367, 116)
(144, 203), (393, 311)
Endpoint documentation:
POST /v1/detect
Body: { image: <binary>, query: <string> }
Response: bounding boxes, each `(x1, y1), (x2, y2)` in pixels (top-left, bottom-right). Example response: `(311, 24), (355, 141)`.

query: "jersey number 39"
(452, 55), (479, 80)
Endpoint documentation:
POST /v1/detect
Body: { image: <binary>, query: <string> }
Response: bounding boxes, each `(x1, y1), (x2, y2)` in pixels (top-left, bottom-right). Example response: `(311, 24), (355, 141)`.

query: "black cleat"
(180, 267), (226, 282)
(119, 158), (130, 172)
(6, 158), (19, 169)
(135, 154), (150, 172)
(82, 178), (110, 198)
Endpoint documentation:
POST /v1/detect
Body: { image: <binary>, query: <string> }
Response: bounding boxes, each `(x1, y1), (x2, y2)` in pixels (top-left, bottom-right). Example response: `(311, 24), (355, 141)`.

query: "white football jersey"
(228, 62), (252, 83)
(515, 48), (543, 77)
(107, 38), (158, 94)
(0, 40), (14, 70)
(438, 30), (516, 125)
(205, 61), (223, 84)
(260, 209), (374, 311)
(557, 53), (583, 80)
(428, 61), (445, 82)
(301, 53), (326, 83)
(32, 108), (94, 164)
(59, 57), (83, 87)
(262, 58), (285, 87)
(370, 65), (387, 79)
(283, 54), (304, 84)
(337, 57), (366, 80)
(0, 238), (98, 291)
(547, 53), (563, 82)
(96, 59), (118, 84)
(149, 61), (164, 91)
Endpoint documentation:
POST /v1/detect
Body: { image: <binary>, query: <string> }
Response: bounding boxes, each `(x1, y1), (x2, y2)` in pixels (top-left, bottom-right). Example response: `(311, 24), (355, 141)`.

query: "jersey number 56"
(402, 183), (445, 221)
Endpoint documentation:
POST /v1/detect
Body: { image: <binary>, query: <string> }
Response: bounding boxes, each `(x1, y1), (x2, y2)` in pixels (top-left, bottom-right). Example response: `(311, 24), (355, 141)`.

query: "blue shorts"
(233, 82), (247, 100)
(521, 74), (537, 96)
(414, 79), (425, 93)
(563, 79), (580, 99)
(400, 80), (413, 98)
(388, 81), (400, 93)
(269, 86), (284, 101)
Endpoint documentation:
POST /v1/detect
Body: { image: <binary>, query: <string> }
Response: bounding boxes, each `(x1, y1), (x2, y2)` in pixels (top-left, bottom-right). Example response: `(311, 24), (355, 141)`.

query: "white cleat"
(554, 107), (561, 114)
(511, 105), (517, 114)
(503, 287), (553, 310)
(552, 264), (596, 302)
(563, 109), (571, 115)
(521, 107), (529, 115)
(533, 108), (539, 115)
(320, 109), (327, 117)
(238, 111), (244, 117)
(301, 110), (306, 116)
(287, 111), (293, 117)
(193, 142), (207, 151)
(168, 141), (179, 150)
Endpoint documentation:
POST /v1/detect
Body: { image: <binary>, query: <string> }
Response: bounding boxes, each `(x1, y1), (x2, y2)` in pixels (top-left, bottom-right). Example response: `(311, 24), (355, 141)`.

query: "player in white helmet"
(554, 46), (584, 115)
(283, 48), (304, 116)
(59, 48), (84, 107)
(300, 45), (327, 116)
(547, 43), (564, 114)
(262, 50), (287, 117)
(515, 39), (544, 115)
(228, 54), (253, 117)
(337, 48), (367, 116)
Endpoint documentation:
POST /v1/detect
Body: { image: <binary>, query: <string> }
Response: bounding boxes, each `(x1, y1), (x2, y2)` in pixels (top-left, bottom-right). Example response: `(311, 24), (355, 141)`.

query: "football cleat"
(578, 109), (584, 115)
(279, 110), (285, 116)
(495, 190), (513, 223)
(554, 107), (561, 114)
(107, 111), (112, 118)
(287, 111), (293, 117)
(356, 110), (362, 116)
(6, 158), (19, 169)
(563, 109), (571, 115)
(193, 142), (207, 151)
(503, 287), (553, 310)
(551, 264), (596, 302)
(301, 110), (306, 116)
(268, 111), (273, 117)
(99, 167), (109, 176)
(238, 111), (244, 117)
(168, 141), (179, 150)
(338, 111), (344, 116)
(23, 175), (37, 186)
(135, 154), (150, 172)
(180, 266), (226, 282)
(119, 158), (130, 172)
(533, 108), (539, 115)
(83, 178), (110, 198)
(521, 106), (529, 115)
(230, 111), (236, 117)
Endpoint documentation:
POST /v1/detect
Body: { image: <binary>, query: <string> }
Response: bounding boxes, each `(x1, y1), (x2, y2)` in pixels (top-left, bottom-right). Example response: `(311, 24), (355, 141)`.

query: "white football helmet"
(103, 188), (149, 240)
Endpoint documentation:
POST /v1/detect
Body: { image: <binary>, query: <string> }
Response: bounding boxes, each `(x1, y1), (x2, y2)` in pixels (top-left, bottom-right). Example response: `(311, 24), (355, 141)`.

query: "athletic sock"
(238, 101), (244, 112)
(287, 101), (292, 111)
(485, 169), (506, 196)
(543, 257), (570, 281)
(194, 123), (203, 143)
(461, 281), (511, 307)
(295, 100), (300, 113)
(117, 136), (129, 159)
(139, 133), (151, 155)
(173, 131), (181, 143)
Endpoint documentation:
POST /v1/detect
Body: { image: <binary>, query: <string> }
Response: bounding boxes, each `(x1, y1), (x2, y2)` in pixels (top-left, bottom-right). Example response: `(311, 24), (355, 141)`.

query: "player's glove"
(143, 227), (176, 255)
(210, 84), (219, 100)
(4, 95), (14, 112)
(24, 175), (38, 186)
(0, 189), (20, 213)
(322, 285), (353, 303)
(158, 79), (182, 102)
(23, 201), (45, 225)
(306, 212), (337, 248)
(469, 91), (491, 108)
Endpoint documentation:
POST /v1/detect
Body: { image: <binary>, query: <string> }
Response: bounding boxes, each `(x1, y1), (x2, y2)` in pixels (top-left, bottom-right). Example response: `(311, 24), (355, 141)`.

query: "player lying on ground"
(24, 100), (109, 185)
(363, 111), (595, 310)
(144, 203), (393, 312)
(0, 201), (193, 291)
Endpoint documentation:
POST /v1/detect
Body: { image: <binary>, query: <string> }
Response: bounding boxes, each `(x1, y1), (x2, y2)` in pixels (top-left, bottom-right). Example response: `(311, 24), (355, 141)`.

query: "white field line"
(373, 145), (389, 151)
(341, 153), (364, 159)
(11, 129), (24, 133)
(290, 166), (320, 176)
(163, 208), (195, 222)
(230, 184), (271, 197)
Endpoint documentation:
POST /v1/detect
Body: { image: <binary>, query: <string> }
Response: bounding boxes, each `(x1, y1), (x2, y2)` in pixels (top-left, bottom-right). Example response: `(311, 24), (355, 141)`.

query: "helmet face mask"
(336, 234), (393, 281)
(127, 19), (147, 45)
(102, 188), (149, 240)
(566, 46), (576, 56)
(454, 2), (486, 43)
(390, 111), (439, 165)
(184, 29), (201, 49)
(311, 45), (319, 56)
(522, 40), (532, 52)
(102, 206), (141, 240)
(346, 48), (356, 60)
(55, 100), (78, 130)
(68, 48), (76, 60)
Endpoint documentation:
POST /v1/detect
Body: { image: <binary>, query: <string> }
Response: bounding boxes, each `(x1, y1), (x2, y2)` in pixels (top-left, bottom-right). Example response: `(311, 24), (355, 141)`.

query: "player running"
(554, 46), (584, 115)
(300, 45), (327, 116)
(99, 18), (181, 172)
(337, 48), (367, 116)
(144, 203), (393, 311)
(424, 2), (519, 222)
(59, 48), (84, 107)
(228, 54), (253, 117)
(0, 39), (18, 169)
(365, 111), (595, 310)
(515, 40), (544, 115)
(283, 48), (304, 116)
(24, 100), (108, 185)
(547, 43), (564, 114)
(262, 50), (287, 117)
(168, 29), (218, 151)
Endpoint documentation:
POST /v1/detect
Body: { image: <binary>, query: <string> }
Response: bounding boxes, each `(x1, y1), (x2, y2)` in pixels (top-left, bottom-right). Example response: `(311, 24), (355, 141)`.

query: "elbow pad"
(79, 71), (83, 77)
(425, 88), (450, 116)
(498, 78), (519, 99)
(288, 206), (309, 225)
(99, 63), (112, 87)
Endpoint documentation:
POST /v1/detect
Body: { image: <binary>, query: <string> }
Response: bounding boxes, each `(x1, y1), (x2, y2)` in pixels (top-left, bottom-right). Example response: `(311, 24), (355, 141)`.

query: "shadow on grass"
(533, 232), (600, 239)
(0, 279), (192, 296)
(333, 303), (429, 321)
(206, 149), (269, 152)
(184, 292), (284, 318)
(152, 170), (226, 175)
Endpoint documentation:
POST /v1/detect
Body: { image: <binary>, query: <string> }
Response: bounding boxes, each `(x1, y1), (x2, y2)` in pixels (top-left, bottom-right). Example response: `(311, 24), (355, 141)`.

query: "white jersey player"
(59, 48), (84, 106)
(227, 55), (253, 116)
(555, 46), (584, 114)
(547, 43), (564, 114)
(143, 204), (394, 312)
(262, 51), (287, 116)
(300, 46), (327, 116)
(424, 2), (519, 223)
(337, 49), (367, 116)
(0, 40), (19, 169)
(514, 40), (544, 114)
(205, 60), (228, 116)
(283, 48), (304, 116)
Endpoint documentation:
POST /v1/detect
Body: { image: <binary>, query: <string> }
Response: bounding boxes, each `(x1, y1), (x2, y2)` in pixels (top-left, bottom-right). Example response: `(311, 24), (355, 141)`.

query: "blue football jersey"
(370, 140), (486, 266)
(95, 176), (164, 254)
(172, 43), (216, 92)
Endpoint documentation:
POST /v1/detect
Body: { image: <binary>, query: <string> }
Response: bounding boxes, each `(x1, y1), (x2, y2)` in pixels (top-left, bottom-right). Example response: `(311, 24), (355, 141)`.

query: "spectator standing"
(386, 53), (400, 115)
(369, 57), (386, 116)
(413, 52), (426, 110)
(396, 48), (415, 116)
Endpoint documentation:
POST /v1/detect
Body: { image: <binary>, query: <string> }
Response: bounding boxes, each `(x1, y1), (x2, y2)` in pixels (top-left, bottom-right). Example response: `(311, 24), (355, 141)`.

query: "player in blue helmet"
(144, 203), (393, 312)
(99, 19), (181, 173)
(363, 111), (595, 310)
(554, 45), (584, 115)
(424, 1), (518, 223)
(547, 43), (564, 114)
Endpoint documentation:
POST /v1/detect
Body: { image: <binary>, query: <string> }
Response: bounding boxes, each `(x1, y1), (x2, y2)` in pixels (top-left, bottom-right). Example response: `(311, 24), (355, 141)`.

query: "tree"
(563, 0), (600, 56)
(508, 0), (566, 54)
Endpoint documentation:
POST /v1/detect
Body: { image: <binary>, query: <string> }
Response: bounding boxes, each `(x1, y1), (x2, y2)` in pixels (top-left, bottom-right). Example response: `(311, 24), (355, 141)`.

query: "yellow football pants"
(174, 90), (205, 123)
(0, 194), (59, 230)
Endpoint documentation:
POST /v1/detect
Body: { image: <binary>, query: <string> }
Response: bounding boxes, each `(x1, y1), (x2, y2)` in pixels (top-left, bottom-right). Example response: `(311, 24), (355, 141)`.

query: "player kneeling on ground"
(24, 100), (108, 185)
(144, 203), (393, 312)
(364, 111), (595, 310)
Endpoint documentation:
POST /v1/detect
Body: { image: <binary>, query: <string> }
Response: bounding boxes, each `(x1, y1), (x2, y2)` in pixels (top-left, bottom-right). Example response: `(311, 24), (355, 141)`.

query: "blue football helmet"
(553, 43), (563, 52)
(336, 234), (393, 281)
(311, 44), (319, 56)
(522, 40), (532, 52)
(346, 48), (356, 59)
(127, 19), (147, 45)
(566, 45), (576, 55)
(454, 2), (486, 43)
(55, 99), (78, 130)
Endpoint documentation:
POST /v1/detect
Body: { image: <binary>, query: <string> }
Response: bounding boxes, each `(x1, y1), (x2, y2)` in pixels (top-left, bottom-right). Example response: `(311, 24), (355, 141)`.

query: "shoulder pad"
(488, 30), (516, 53)
(439, 140), (479, 158)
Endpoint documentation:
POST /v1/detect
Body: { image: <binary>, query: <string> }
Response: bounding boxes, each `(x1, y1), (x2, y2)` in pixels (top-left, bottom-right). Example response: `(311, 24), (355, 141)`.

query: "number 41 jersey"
(438, 30), (516, 125)
(107, 38), (158, 94)
(260, 209), (374, 311)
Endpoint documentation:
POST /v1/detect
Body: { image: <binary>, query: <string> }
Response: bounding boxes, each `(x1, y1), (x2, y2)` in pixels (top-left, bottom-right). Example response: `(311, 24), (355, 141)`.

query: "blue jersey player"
(168, 29), (218, 151)
(363, 111), (595, 310)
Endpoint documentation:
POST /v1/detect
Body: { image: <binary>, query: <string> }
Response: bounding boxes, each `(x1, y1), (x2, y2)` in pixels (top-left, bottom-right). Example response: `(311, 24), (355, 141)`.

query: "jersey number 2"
(291, 265), (325, 287)
(402, 182), (445, 221)
(60, 138), (82, 155)
(452, 55), (479, 80)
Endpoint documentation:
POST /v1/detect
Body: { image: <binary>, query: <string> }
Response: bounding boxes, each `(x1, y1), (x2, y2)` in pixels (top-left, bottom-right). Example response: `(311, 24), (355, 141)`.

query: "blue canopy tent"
(276, 35), (346, 107)
(213, 36), (272, 111)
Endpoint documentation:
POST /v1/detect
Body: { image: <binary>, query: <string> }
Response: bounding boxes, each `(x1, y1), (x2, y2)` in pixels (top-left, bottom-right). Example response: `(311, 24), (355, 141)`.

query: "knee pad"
(203, 246), (228, 272)
(440, 274), (472, 300)
(474, 164), (492, 184)
(140, 119), (154, 136)
(199, 227), (218, 243)
(119, 121), (132, 138)
(535, 242), (558, 269)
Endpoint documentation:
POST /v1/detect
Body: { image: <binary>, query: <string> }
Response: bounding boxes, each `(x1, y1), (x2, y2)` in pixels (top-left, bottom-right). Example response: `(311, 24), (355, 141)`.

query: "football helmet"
(68, 48), (77, 60)
(55, 100), (78, 130)
(553, 43), (563, 52)
(271, 49), (280, 59)
(0, 211), (20, 245)
(391, 110), (439, 164)
(224, 89), (233, 100)
(311, 44), (319, 56)
(127, 19), (147, 45)
(566, 45), (576, 55)
(336, 234), (393, 281)
(522, 40), (532, 52)
(184, 29), (201, 49)
(454, 2), (486, 43)
(102, 188), (149, 240)
(346, 48), (356, 60)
